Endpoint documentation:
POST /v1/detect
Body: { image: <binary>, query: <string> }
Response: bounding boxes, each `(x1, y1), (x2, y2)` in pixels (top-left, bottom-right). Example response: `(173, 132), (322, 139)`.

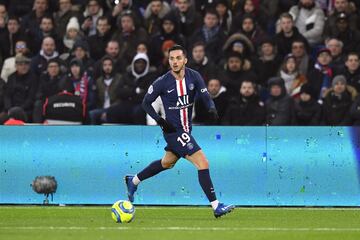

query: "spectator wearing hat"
(81, 0), (104, 37)
(189, 8), (227, 64)
(187, 41), (218, 84)
(274, 12), (309, 59)
(324, 0), (358, 37)
(31, 36), (63, 77)
(4, 55), (38, 121)
(325, 38), (346, 72)
(338, 52), (360, 92)
(63, 16), (84, 53)
(322, 74), (357, 125)
(219, 51), (257, 97)
(87, 16), (112, 61)
(53, 0), (81, 38)
(265, 76), (296, 125)
(279, 54), (307, 99)
(253, 38), (282, 88)
(1, 40), (30, 82)
(33, 59), (65, 123)
(170, 0), (202, 38)
(294, 83), (321, 125)
(222, 79), (265, 126)
(21, 0), (50, 37)
(156, 39), (175, 75)
(325, 11), (360, 54)
(149, 13), (185, 68)
(144, 0), (171, 36)
(112, 11), (149, 68)
(307, 48), (334, 100)
(3, 106), (27, 125)
(288, 0), (325, 46)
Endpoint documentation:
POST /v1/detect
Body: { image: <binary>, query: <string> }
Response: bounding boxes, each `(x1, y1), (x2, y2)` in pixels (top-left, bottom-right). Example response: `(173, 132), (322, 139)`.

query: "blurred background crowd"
(1, 0), (360, 126)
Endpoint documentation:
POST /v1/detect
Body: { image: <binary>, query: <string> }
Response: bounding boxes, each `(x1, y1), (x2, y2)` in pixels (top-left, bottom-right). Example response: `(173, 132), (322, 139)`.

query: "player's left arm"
(193, 71), (218, 119)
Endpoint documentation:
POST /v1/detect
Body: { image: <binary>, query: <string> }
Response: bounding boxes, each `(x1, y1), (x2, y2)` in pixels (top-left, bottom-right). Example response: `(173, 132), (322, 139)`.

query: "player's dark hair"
(168, 44), (187, 57)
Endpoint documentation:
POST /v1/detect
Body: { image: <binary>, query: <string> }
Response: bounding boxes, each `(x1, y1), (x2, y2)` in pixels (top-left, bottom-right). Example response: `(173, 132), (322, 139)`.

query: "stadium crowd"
(1, 0), (360, 125)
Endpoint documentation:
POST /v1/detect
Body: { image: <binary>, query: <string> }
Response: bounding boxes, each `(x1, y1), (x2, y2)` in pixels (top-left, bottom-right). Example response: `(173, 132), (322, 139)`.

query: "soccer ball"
(111, 200), (135, 223)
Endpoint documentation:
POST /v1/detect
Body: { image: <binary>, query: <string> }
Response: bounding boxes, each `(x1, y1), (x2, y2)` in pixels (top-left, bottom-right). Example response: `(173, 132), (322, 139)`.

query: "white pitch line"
(1, 226), (360, 232)
(0, 206), (359, 211)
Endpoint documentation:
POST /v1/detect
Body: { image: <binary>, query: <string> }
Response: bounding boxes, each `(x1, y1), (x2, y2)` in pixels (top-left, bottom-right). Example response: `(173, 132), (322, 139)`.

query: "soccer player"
(125, 45), (235, 218)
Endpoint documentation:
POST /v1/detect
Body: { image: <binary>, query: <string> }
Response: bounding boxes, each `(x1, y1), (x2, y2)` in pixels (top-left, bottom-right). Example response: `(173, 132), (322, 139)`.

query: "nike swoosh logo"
(167, 89), (175, 93)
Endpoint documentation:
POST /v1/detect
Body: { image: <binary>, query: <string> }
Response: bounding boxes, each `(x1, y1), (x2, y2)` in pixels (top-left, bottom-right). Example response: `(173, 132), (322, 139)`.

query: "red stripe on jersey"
(179, 79), (188, 132)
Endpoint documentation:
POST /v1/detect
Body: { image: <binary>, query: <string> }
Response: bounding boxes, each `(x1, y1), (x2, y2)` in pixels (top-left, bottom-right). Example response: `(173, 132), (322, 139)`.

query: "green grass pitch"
(1, 206), (360, 240)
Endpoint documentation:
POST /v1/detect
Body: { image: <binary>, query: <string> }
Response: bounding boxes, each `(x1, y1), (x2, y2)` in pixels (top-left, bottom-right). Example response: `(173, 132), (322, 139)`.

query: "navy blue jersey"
(142, 67), (215, 133)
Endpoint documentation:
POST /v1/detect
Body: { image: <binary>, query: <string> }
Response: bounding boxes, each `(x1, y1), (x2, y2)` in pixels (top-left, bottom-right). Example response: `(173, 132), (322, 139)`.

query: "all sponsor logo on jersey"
(176, 95), (190, 107)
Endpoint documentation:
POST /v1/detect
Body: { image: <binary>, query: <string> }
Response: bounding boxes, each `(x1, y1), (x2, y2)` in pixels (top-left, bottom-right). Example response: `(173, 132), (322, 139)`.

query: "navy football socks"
(137, 160), (167, 181)
(198, 169), (217, 202)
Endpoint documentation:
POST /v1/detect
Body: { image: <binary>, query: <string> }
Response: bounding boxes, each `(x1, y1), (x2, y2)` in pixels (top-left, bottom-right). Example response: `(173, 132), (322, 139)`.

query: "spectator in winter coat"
(274, 12), (309, 59)
(194, 77), (228, 125)
(89, 56), (124, 124)
(189, 9), (227, 64)
(171, 0), (202, 38)
(53, 0), (81, 38)
(265, 76), (296, 125)
(294, 83), (321, 125)
(187, 42), (218, 84)
(149, 13), (185, 68)
(1, 40), (30, 82)
(322, 74), (357, 125)
(279, 54), (307, 99)
(219, 51), (257, 97)
(222, 79), (265, 125)
(143, 0), (171, 36)
(4, 55), (38, 120)
(325, 12), (360, 54)
(291, 39), (314, 75)
(325, 38), (346, 72)
(32, 58), (65, 123)
(106, 52), (157, 124)
(288, 0), (325, 46)
(338, 52), (360, 93)
(87, 16), (112, 61)
(307, 48), (334, 100)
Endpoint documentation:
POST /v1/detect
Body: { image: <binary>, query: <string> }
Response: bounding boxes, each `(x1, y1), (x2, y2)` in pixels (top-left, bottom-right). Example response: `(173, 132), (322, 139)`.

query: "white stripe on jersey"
(176, 78), (189, 133)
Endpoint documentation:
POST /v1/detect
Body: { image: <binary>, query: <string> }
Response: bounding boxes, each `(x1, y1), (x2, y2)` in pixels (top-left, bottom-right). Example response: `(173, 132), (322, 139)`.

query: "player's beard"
(173, 64), (184, 75)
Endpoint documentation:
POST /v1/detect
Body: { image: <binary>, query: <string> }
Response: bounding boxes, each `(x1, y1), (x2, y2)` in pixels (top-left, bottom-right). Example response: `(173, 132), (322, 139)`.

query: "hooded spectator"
(265, 76), (296, 125)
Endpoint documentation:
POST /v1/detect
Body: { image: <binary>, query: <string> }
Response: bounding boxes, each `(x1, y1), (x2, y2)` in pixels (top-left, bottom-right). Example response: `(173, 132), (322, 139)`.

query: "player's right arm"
(142, 77), (163, 122)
